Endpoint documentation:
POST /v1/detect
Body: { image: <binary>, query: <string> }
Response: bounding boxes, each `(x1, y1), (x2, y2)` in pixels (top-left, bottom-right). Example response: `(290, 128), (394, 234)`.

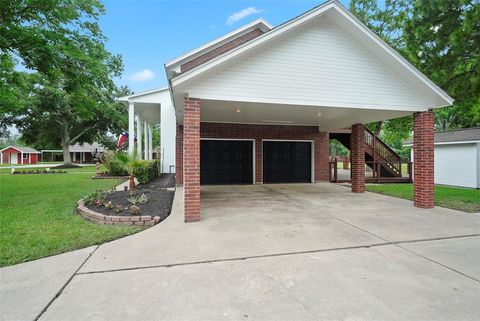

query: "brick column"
(413, 111), (434, 208)
(175, 124), (183, 186)
(183, 98), (201, 222)
(351, 124), (365, 193)
(315, 131), (330, 182)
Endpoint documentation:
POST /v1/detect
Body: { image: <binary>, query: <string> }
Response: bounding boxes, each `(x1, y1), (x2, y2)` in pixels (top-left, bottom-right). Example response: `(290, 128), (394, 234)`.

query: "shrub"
(100, 151), (131, 176)
(128, 160), (158, 184)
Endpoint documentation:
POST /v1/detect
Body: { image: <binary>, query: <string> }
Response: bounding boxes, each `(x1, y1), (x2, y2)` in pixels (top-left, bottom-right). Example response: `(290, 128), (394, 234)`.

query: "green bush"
(100, 151), (130, 176)
(100, 151), (158, 182)
(128, 160), (158, 184)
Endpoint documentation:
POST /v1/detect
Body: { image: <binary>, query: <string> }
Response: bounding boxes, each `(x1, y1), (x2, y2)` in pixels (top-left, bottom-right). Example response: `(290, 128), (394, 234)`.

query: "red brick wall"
(351, 124), (365, 193)
(200, 123), (330, 183)
(176, 124), (184, 185)
(180, 28), (264, 73)
(183, 98), (201, 222)
(413, 111), (434, 208)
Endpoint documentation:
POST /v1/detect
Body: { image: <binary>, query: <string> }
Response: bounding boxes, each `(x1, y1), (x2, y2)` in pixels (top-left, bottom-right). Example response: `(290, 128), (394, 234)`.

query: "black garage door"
(200, 140), (253, 185)
(263, 141), (312, 183)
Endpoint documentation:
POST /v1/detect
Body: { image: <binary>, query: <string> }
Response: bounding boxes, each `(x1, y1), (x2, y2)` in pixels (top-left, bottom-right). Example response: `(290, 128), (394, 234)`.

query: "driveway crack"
(33, 245), (100, 321)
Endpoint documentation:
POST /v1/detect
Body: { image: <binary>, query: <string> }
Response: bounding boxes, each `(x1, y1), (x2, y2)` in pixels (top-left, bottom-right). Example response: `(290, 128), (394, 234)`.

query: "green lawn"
(0, 165), (101, 174)
(0, 172), (141, 267)
(366, 184), (480, 213)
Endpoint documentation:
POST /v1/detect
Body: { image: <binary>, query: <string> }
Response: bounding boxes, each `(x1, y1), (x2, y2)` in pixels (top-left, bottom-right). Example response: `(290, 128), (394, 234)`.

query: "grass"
(0, 172), (142, 267)
(366, 184), (480, 213)
(0, 165), (102, 174)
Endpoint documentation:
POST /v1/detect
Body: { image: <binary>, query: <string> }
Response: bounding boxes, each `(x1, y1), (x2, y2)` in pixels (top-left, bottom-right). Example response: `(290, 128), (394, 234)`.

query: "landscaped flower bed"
(13, 169), (67, 174)
(79, 174), (175, 226)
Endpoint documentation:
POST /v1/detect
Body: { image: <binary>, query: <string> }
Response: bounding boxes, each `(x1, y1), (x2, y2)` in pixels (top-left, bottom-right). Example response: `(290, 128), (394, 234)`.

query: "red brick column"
(315, 131), (330, 181)
(176, 124), (183, 186)
(413, 111), (434, 208)
(351, 124), (365, 193)
(183, 98), (201, 222)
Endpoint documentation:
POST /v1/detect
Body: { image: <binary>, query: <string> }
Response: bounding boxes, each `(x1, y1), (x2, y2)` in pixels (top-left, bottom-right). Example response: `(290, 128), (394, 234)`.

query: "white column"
(148, 124), (153, 160)
(28, 154), (31, 164)
(136, 114), (143, 159)
(128, 102), (135, 156)
(144, 121), (149, 160)
(21, 152), (23, 164)
(1, 153), (3, 164)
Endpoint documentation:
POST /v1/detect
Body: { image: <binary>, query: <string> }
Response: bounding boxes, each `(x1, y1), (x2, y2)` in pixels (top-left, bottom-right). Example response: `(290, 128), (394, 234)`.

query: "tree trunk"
(61, 121), (72, 166)
(374, 121), (383, 137)
(62, 143), (71, 165)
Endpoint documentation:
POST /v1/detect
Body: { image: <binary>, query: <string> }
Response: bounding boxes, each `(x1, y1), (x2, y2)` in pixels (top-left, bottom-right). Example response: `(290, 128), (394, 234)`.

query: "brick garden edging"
(77, 200), (161, 226)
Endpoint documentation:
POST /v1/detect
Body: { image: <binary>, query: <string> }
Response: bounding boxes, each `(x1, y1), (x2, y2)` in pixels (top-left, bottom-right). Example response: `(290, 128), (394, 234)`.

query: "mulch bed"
(85, 174), (175, 220)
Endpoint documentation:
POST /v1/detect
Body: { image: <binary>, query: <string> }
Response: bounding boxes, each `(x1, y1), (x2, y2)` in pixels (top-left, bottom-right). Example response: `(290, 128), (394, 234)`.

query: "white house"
(405, 128), (480, 189)
(122, 0), (455, 221)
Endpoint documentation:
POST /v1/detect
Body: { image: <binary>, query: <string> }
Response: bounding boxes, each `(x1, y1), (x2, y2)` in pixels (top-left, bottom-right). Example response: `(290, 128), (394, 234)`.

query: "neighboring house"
(0, 146), (41, 165)
(404, 128), (480, 189)
(41, 142), (105, 164)
(123, 0), (454, 222)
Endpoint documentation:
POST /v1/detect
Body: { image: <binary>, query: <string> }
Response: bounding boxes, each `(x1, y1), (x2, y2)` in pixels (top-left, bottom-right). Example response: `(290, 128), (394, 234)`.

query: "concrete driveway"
(1, 183), (479, 320)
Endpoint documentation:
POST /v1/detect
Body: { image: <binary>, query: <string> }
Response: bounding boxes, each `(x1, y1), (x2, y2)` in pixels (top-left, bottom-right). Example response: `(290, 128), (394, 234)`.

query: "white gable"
(177, 18), (433, 111)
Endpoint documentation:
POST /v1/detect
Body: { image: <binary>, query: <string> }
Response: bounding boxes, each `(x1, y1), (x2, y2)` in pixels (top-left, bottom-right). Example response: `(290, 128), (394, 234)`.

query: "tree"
(350, 0), (412, 136)
(0, 0), (124, 165)
(404, 0), (480, 130)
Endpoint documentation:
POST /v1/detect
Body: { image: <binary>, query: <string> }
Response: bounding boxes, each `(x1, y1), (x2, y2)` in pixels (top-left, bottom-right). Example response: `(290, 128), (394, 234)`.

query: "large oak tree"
(0, 0), (126, 165)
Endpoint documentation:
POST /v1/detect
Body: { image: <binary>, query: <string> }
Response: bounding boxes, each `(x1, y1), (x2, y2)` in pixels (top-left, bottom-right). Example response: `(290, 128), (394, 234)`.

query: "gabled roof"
(0, 146), (41, 153)
(165, 19), (272, 75)
(168, 0), (453, 108)
(404, 128), (480, 146)
(118, 87), (169, 102)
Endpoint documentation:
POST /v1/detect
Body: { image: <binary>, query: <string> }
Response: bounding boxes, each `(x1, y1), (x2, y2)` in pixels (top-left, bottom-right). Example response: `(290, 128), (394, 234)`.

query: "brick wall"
(351, 123), (365, 193)
(413, 111), (434, 208)
(183, 98), (201, 222)
(176, 124), (183, 185)
(180, 29), (264, 73)
(200, 123), (330, 183)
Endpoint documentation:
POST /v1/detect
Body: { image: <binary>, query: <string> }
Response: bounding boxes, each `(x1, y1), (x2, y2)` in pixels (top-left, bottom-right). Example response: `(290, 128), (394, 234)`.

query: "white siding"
(435, 144), (478, 189)
(159, 91), (176, 174)
(185, 19), (430, 111)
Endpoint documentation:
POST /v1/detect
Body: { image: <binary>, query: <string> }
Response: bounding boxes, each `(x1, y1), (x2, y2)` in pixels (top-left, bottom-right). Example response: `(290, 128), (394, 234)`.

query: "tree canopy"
(350, 0), (480, 152)
(0, 0), (127, 164)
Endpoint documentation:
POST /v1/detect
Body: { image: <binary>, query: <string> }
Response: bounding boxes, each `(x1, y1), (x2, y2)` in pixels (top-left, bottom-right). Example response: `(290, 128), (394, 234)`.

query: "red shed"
(0, 146), (41, 165)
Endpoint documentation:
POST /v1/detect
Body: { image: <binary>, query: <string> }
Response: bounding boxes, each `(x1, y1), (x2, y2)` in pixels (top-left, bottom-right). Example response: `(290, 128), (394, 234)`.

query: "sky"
(101, 0), (349, 93)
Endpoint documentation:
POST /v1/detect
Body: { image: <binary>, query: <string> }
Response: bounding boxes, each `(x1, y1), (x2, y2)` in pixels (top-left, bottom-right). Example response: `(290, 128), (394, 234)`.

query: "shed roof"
(404, 128), (480, 145)
(0, 146), (41, 153)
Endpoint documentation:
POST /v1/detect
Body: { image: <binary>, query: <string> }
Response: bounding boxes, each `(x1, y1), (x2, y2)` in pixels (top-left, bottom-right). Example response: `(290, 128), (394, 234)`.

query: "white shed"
(405, 128), (480, 189)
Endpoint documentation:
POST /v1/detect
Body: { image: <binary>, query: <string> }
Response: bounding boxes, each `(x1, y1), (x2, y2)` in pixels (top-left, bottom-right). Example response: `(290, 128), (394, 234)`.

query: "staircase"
(330, 127), (403, 178)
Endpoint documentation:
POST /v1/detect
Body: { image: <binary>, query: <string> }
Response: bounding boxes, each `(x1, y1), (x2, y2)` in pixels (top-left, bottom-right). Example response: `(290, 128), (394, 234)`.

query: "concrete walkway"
(1, 183), (479, 320)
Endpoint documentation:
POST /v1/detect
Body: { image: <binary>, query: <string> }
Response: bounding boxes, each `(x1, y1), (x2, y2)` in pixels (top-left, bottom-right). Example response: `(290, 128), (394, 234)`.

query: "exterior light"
(236, 106), (241, 113)
(317, 112), (322, 117)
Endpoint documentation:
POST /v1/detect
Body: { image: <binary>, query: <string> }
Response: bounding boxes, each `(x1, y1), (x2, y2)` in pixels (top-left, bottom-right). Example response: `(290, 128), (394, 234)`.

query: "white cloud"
(129, 69), (155, 82)
(226, 7), (262, 25)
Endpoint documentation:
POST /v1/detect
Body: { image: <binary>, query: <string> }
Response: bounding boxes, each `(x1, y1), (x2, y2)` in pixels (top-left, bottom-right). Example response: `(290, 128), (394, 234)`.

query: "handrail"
(364, 127), (401, 174)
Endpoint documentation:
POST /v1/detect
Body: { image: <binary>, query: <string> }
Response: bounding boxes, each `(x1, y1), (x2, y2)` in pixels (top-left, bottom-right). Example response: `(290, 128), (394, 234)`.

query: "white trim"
(128, 102), (135, 156)
(262, 139), (315, 183)
(0, 146), (41, 154)
(200, 120), (317, 127)
(404, 140), (480, 147)
(170, 1), (453, 107)
(136, 114), (143, 159)
(118, 87), (169, 101)
(165, 19), (272, 68)
(200, 138), (256, 184)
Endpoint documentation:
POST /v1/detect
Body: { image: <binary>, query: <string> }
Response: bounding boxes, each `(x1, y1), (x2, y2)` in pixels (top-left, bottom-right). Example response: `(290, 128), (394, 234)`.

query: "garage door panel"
(263, 141), (312, 183)
(201, 140), (253, 185)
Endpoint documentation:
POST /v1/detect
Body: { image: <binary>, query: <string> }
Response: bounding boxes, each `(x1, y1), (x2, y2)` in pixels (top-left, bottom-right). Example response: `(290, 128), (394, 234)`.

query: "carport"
(165, 1), (453, 222)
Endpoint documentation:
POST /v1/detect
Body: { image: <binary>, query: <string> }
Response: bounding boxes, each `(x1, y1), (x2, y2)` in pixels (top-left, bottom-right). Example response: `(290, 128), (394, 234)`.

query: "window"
(23, 153), (28, 159)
